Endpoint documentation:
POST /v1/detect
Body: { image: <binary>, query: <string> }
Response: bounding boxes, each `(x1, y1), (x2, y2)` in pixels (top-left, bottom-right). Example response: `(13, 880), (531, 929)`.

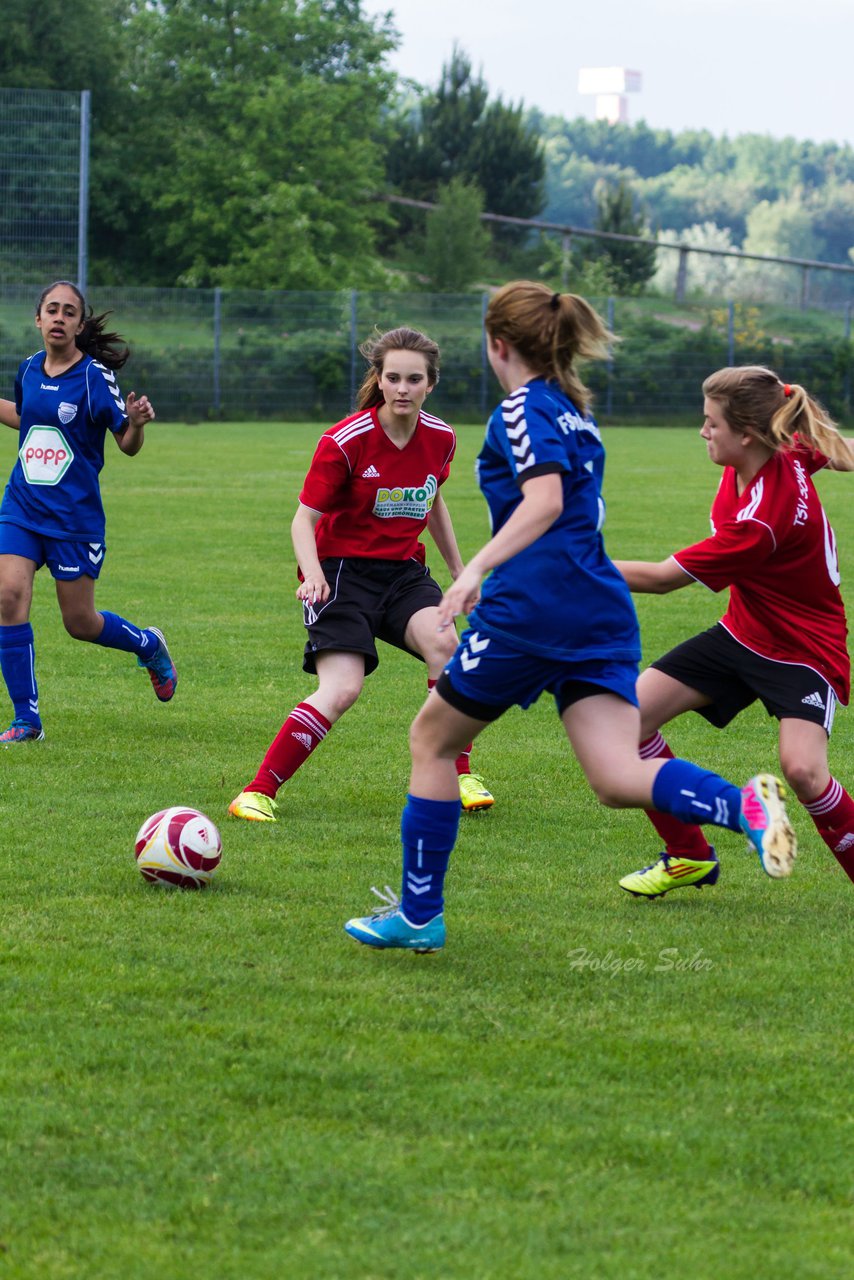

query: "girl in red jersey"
(615, 365), (854, 895)
(229, 326), (493, 821)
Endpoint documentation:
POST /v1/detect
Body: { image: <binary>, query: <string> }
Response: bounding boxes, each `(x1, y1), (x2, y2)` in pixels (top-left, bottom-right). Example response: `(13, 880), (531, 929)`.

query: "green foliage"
(586, 180), (657, 295)
(386, 45), (545, 248)
(540, 116), (854, 275)
(421, 178), (491, 292)
(0, 424), (852, 1278)
(1, 0), (398, 287)
(120, 0), (397, 288)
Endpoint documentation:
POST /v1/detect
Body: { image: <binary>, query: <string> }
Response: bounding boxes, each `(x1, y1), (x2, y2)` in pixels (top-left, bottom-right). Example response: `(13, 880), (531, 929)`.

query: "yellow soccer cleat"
(228, 790), (278, 822)
(459, 772), (494, 813)
(619, 850), (720, 898)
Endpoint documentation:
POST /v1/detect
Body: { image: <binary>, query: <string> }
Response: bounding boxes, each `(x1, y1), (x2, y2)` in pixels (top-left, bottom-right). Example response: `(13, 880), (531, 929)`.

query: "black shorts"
(302, 557), (443, 676)
(651, 623), (839, 734)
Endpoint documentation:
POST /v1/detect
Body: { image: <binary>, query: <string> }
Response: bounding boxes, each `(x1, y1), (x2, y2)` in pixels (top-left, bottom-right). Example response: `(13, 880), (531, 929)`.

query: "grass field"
(1, 422), (852, 1280)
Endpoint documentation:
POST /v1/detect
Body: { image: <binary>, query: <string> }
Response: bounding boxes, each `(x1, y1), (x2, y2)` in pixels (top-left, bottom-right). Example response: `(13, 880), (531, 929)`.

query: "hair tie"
(783, 383), (793, 398)
(550, 292), (561, 310)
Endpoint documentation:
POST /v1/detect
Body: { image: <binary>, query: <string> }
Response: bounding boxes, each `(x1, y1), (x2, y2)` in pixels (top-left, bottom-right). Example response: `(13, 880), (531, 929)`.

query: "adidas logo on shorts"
(361, 465), (380, 478)
(801, 691), (826, 709)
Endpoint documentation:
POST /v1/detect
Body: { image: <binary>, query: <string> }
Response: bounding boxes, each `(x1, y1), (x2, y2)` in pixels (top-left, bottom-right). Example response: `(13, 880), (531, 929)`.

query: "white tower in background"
(577, 68), (642, 124)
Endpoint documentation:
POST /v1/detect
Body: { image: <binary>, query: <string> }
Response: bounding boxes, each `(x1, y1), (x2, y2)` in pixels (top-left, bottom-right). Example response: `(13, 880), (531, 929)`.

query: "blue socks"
(0, 623), (40, 727)
(400, 794), (461, 924)
(93, 612), (158, 657)
(652, 758), (742, 833)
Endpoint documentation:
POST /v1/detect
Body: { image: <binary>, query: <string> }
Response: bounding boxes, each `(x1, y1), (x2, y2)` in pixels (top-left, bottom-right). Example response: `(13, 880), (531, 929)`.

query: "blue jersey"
(469, 378), (640, 663)
(2, 351), (128, 540)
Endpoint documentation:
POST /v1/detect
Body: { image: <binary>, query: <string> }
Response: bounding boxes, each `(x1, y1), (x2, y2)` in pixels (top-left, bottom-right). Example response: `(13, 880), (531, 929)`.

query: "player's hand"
(437, 564), (483, 630)
(296, 575), (330, 605)
(126, 391), (155, 427)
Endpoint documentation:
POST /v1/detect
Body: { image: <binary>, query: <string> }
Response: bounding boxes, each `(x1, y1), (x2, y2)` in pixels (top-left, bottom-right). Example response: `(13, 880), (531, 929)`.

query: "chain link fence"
(1, 285), (851, 425)
(0, 89), (84, 287)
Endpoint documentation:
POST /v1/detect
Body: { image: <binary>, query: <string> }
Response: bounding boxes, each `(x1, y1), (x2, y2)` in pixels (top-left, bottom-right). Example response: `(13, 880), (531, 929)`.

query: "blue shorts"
(436, 628), (639, 721)
(0, 522), (105, 580)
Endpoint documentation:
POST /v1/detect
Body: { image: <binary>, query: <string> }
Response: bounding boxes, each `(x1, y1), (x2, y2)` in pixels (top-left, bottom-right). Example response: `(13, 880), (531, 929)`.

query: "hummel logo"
(361, 465), (380, 479)
(802, 691), (826, 709)
(292, 731), (313, 750)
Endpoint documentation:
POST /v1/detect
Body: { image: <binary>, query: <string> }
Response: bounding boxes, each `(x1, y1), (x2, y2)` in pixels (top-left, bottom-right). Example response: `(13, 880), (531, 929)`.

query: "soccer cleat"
(0, 718), (45, 745)
(459, 772), (494, 813)
(619, 849), (719, 898)
(138, 627), (177, 702)
(740, 773), (797, 879)
(344, 885), (445, 953)
(228, 790), (278, 822)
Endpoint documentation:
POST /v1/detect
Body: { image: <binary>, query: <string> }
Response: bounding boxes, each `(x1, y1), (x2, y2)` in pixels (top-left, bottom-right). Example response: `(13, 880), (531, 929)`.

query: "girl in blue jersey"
(0, 281), (177, 743)
(345, 280), (797, 952)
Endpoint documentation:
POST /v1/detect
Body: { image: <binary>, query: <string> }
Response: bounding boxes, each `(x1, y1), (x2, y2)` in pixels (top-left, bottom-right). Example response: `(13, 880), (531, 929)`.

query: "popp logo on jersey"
(19, 426), (74, 486)
(372, 474), (438, 521)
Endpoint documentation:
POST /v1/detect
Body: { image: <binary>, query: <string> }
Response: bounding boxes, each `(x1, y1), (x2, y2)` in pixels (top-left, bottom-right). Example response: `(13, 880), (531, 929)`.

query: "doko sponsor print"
(372, 473), (438, 520)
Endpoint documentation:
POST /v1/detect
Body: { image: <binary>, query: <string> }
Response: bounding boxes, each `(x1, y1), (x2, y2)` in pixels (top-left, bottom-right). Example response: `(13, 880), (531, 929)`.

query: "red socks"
(248, 702), (332, 798)
(803, 778), (854, 884)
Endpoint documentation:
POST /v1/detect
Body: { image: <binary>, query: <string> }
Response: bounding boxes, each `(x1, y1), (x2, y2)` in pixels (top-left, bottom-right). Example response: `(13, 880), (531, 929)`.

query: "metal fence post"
(349, 289), (358, 409)
(800, 266), (810, 311)
(727, 300), (735, 366)
(675, 246), (689, 303)
(561, 234), (572, 291)
(844, 301), (852, 413)
(212, 287), (222, 416)
(77, 90), (90, 294)
(606, 296), (615, 417)
(480, 292), (489, 419)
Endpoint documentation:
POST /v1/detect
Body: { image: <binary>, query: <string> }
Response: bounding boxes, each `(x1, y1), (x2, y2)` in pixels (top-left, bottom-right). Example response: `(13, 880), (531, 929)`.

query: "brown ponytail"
(702, 365), (847, 466)
(485, 280), (614, 417)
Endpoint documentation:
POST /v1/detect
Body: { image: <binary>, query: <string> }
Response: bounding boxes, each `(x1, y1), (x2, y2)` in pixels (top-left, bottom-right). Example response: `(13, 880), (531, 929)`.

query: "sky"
(362, 0), (854, 148)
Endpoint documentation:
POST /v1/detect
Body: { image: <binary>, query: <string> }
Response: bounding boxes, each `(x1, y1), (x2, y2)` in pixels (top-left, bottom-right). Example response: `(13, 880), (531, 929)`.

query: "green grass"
(1, 423), (852, 1280)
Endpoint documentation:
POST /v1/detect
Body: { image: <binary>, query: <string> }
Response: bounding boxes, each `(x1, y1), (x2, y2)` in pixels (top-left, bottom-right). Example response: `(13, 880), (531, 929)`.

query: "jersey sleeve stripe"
(330, 413), (373, 447)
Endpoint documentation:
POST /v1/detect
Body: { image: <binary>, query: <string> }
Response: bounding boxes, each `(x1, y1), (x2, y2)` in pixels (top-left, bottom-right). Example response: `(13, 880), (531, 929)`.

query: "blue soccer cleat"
(0, 717), (45, 745)
(344, 886), (445, 953)
(739, 773), (797, 879)
(138, 626), (177, 702)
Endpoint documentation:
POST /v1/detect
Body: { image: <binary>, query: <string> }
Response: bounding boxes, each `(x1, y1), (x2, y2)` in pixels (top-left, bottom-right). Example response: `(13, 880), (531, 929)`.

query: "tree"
(120, 0), (398, 287)
(422, 178), (490, 291)
(387, 46), (545, 239)
(587, 180), (657, 294)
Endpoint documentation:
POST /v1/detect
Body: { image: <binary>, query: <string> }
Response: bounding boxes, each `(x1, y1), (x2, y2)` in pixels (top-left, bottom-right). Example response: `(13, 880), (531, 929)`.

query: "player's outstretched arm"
(613, 557), (694, 593)
(291, 502), (330, 604)
(115, 391), (155, 456)
(437, 472), (563, 630)
(426, 492), (464, 580)
(0, 399), (20, 430)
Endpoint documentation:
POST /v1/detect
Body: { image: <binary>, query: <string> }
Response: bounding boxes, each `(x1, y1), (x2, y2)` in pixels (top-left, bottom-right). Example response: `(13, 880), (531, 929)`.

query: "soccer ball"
(134, 807), (222, 889)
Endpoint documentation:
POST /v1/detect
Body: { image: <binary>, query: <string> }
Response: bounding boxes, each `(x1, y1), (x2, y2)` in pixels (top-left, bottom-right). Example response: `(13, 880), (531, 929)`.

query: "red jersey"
(673, 439), (850, 703)
(299, 406), (456, 563)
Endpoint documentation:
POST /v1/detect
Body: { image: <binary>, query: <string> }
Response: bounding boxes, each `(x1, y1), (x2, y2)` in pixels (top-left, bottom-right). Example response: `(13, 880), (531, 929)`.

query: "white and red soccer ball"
(134, 807), (222, 889)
